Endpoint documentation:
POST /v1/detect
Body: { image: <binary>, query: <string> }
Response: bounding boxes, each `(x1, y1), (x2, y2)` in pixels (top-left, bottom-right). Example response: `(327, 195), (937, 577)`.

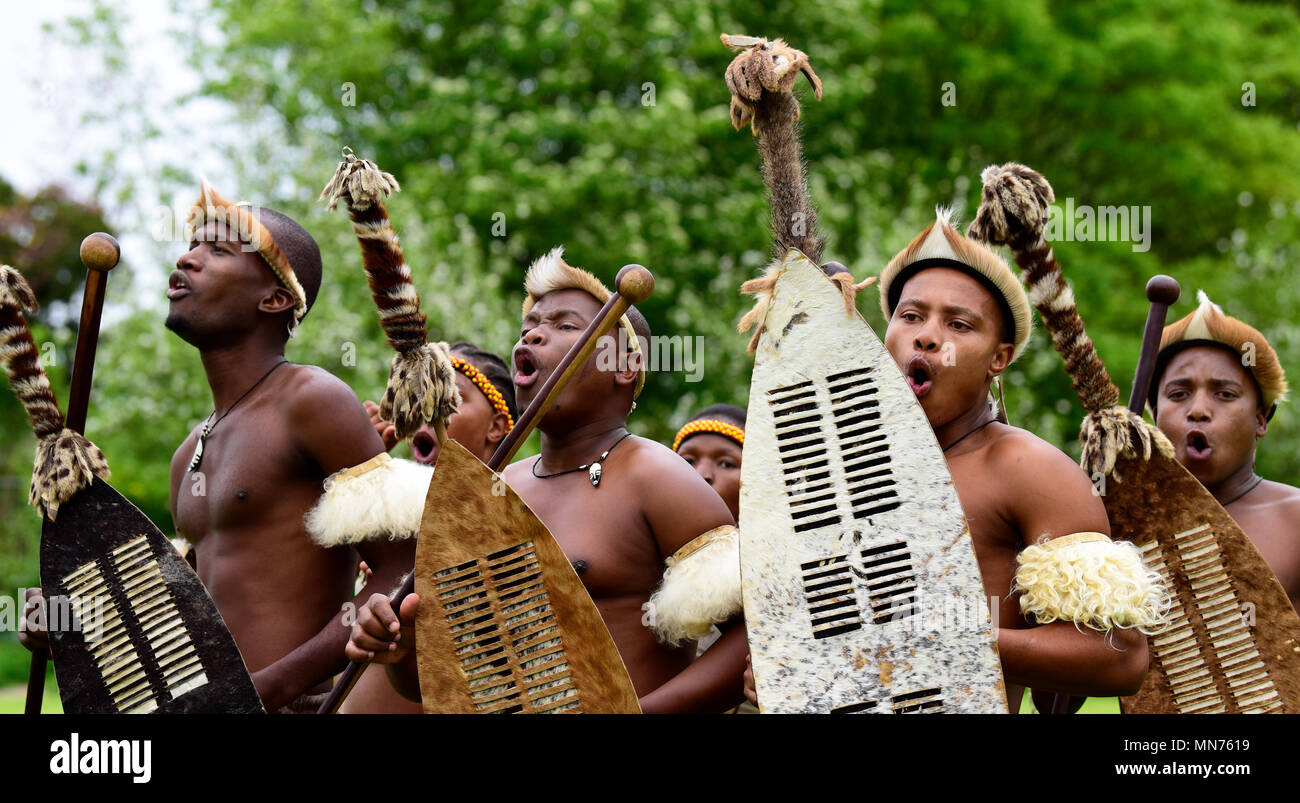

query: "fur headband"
(1152, 290), (1288, 418)
(186, 181), (308, 336)
(878, 207), (1033, 363)
(521, 246), (645, 398)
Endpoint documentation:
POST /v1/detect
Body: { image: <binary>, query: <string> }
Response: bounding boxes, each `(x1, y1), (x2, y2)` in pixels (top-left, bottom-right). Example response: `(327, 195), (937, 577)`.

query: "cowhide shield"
(41, 477), (263, 713)
(414, 438), (641, 713)
(740, 249), (1007, 714)
(1104, 453), (1300, 713)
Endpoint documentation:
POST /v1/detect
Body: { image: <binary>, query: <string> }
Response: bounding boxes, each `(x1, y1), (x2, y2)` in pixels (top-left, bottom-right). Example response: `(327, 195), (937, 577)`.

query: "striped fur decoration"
(0, 265), (109, 520)
(320, 148), (459, 440)
(969, 163), (1172, 481)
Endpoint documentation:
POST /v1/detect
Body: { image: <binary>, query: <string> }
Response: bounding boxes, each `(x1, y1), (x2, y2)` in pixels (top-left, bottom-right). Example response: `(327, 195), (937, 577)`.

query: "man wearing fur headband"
(348, 247), (750, 712)
(161, 184), (412, 712)
(1149, 292), (1300, 612)
(879, 207), (1162, 711)
(746, 206), (1164, 712)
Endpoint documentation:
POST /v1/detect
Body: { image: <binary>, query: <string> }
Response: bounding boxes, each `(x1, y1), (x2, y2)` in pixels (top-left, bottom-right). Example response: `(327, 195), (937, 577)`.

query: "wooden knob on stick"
(615, 265), (654, 306)
(1145, 274), (1180, 306)
(79, 233), (120, 273)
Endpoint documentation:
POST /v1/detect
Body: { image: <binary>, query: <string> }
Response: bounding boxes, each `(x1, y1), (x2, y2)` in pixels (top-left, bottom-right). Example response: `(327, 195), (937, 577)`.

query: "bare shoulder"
(985, 424), (1091, 485)
(623, 435), (720, 497)
(1260, 480), (1300, 517)
(982, 423), (1109, 540)
(279, 363), (365, 414)
(280, 363), (384, 472)
(622, 435), (734, 554)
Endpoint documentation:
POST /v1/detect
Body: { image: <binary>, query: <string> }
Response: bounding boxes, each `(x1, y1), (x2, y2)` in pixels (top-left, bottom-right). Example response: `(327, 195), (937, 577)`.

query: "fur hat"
(521, 246), (645, 398)
(878, 208), (1033, 363)
(1150, 290), (1288, 419)
(186, 180), (309, 335)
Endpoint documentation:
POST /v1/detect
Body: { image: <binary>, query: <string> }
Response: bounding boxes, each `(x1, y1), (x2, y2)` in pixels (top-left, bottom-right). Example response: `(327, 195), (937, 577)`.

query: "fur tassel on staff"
(968, 164), (1172, 481)
(320, 148), (459, 440)
(722, 34), (874, 353)
(0, 265), (109, 520)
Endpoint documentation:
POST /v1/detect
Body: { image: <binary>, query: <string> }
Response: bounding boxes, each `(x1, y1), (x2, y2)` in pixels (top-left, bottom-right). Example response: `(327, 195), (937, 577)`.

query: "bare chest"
(173, 422), (319, 543)
(507, 464), (663, 599)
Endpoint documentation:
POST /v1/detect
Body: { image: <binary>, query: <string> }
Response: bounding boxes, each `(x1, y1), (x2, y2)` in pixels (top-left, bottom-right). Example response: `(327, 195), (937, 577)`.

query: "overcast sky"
(1, 0), (238, 318)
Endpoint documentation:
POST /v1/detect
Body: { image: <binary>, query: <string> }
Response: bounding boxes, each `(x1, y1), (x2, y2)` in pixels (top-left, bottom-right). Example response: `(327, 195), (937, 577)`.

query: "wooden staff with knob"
(1128, 276), (1181, 413)
(317, 265), (655, 714)
(24, 233), (118, 715)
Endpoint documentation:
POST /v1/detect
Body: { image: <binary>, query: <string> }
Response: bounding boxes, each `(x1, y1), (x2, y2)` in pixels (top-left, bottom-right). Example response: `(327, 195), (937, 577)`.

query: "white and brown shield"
(740, 249), (1007, 713)
(413, 439), (641, 713)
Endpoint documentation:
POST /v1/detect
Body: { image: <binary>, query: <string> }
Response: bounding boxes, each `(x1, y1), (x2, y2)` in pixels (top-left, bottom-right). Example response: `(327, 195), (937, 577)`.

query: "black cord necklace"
(188, 360), (289, 472)
(531, 431), (633, 488)
(942, 417), (997, 453)
(1221, 475), (1263, 507)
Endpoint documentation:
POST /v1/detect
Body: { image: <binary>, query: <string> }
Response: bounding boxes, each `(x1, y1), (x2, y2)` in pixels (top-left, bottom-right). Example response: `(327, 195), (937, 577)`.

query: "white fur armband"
(305, 453), (433, 548)
(1013, 532), (1170, 634)
(641, 525), (742, 645)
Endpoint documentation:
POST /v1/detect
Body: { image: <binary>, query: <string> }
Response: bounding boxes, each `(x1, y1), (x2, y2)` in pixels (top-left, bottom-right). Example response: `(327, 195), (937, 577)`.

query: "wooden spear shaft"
(25, 233), (119, 715)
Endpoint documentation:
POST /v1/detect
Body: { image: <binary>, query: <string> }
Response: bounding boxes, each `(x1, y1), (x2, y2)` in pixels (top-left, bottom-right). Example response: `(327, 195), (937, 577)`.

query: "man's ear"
(986, 342), (1014, 381)
(258, 286), (297, 315)
(486, 411), (511, 447)
(1256, 406), (1269, 439)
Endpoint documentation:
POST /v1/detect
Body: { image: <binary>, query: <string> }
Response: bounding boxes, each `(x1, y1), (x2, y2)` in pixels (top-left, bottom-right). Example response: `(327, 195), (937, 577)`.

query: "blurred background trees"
(3, 0), (1300, 683)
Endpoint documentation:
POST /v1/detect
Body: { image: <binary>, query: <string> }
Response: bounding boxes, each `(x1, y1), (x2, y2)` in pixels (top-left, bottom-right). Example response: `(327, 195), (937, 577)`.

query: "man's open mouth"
(410, 427), (439, 465)
(167, 271), (192, 300)
(514, 348), (542, 389)
(906, 355), (934, 398)
(1185, 429), (1213, 461)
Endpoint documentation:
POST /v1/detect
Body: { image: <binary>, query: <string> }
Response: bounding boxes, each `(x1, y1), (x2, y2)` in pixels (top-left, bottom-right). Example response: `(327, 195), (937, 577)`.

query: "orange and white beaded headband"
(672, 419), (745, 452)
(451, 356), (514, 431)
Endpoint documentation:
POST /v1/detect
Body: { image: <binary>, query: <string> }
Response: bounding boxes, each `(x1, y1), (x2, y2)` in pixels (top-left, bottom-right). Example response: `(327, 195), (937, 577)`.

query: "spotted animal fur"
(0, 265), (109, 520)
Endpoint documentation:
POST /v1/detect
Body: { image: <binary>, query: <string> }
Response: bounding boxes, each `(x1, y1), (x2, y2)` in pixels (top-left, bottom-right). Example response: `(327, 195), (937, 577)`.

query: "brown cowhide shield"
(1104, 453), (1300, 713)
(413, 438), (641, 713)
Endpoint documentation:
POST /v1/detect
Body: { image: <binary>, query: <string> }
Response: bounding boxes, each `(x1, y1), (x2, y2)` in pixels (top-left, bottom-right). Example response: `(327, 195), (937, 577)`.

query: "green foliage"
(2, 1), (1299, 668)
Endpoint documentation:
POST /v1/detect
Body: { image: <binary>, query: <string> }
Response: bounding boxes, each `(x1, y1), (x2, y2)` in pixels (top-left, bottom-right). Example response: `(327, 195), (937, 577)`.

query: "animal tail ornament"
(722, 33), (875, 353)
(0, 265), (109, 520)
(320, 148), (459, 440)
(968, 163), (1172, 480)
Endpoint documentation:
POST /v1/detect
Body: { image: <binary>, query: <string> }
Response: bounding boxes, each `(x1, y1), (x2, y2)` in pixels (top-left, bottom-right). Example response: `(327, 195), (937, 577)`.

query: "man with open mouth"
(161, 183), (411, 712)
(348, 247), (749, 713)
(1148, 291), (1299, 613)
(874, 208), (1153, 712)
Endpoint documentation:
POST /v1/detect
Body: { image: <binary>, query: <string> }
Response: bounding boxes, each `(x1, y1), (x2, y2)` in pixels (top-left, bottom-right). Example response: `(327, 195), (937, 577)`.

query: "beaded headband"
(451, 355), (514, 432)
(672, 419), (745, 452)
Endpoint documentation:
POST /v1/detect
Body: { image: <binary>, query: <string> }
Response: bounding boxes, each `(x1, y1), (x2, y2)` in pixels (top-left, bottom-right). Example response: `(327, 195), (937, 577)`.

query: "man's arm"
(637, 443), (748, 713)
(994, 434), (1150, 697)
(250, 369), (410, 710)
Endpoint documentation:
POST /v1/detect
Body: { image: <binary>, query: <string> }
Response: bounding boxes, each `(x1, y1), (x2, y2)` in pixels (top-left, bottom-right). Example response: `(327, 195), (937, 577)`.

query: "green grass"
(1019, 688), (1119, 714)
(0, 681), (63, 714)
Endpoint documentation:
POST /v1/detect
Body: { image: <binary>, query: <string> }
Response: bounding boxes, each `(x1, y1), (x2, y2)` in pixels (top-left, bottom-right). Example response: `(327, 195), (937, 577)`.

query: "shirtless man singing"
(347, 248), (749, 713)
(1149, 291), (1300, 612)
(162, 184), (409, 712)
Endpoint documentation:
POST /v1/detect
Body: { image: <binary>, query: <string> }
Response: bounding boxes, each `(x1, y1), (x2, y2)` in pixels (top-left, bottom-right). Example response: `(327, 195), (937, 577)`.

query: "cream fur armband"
(305, 453), (433, 548)
(1013, 532), (1170, 634)
(640, 525), (742, 645)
